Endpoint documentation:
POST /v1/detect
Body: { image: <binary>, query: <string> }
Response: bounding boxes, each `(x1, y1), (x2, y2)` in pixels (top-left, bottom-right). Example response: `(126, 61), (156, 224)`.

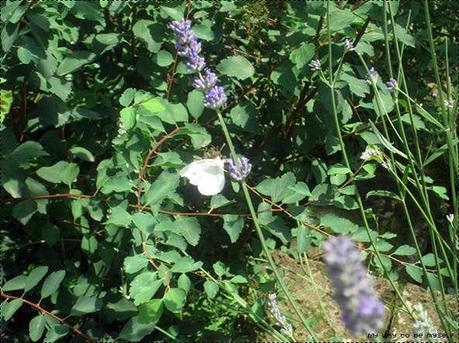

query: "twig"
(0, 293), (98, 342)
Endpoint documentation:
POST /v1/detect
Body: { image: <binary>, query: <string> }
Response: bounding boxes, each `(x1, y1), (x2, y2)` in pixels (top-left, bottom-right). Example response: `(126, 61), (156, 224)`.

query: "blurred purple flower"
(344, 39), (355, 51)
(309, 59), (321, 71)
(386, 78), (398, 92)
(226, 156), (251, 181)
(324, 235), (385, 336)
(368, 67), (378, 83)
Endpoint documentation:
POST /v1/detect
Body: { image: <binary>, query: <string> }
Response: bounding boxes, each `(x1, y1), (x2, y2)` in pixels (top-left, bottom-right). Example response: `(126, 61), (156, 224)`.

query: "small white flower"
(360, 147), (382, 161)
(344, 39), (355, 51)
(446, 213), (454, 225)
(444, 97), (454, 109)
(309, 59), (321, 71)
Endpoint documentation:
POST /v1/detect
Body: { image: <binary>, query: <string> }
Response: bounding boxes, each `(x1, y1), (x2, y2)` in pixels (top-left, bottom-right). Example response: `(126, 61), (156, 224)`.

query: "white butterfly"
(179, 157), (225, 196)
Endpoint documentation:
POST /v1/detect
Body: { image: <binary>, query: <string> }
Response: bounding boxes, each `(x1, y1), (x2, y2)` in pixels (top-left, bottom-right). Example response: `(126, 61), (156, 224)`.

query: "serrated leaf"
(124, 255), (148, 274)
(222, 215), (244, 243)
(405, 265), (422, 283)
(144, 172), (179, 207)
(119, 315), (155, 342)
(56, 51), (96, 76)
(175, 217), (201, 246)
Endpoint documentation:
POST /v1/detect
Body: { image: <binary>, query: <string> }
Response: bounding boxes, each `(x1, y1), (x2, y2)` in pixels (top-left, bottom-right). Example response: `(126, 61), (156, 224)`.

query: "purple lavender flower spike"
(192, 68), (218, 91)
(226, 156), (251, 181)
(324, 235), (385, 336)
(203, 86), (227, 109)
(386, 78), (398, 92)
(170, 18), (228, 109)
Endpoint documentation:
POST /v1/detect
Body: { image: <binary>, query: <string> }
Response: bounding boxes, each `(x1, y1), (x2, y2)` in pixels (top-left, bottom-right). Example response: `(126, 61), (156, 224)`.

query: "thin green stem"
(216, 111), (317, 341)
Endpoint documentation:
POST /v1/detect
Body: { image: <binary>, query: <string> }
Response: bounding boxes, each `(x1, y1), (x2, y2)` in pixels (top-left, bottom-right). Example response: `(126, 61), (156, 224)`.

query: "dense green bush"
(1, 0), (457, 342)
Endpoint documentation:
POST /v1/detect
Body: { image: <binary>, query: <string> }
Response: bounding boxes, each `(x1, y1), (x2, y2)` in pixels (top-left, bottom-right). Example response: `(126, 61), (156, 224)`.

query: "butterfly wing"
(180, 158), (225, 196)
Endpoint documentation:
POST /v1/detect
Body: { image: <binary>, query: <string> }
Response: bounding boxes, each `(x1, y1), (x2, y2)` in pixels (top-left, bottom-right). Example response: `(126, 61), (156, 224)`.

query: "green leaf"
(203, 280), (219, 299)
(2, 299), (23, 321)
(289, 42), (315, 68)
(119, 315), (156, 342)
(320, 213), (358, 234)
(133, 19), (161, 53)
(192, 20), (214, 41)
(217, 56), (255, 80)
(186, 90), (204, 119)
(40, 270), (65, 299)
(36, 161), (79, 185)
(222, 215), (244, 243)
(140, 98), (166, 114)
(70, 147), (95, 162)
(144, 172), (179, 207)
(120, 106), (137, 130)
(132, 212), (155, 236)
(393, 245), (416, 256)
(177, 274), (191, 294)
(1, 22), (19, 52)
(405, 265), (422, 283)
(56, 51), (96, 76)
(130, 272), (162, 305)
(296, 225), (311, 254)
(175, 217), (201, 246)
(170, 256), (203, 273)
(2, 275), (26, 292)
(229, 100), (256, 131)
(163, 288), (186, 313)
(107, 206), (132, 227)
(421, 253), (439, 267)
(154, 50), (173, 67)
(13, 200), (37, 225)
(70, 296), (103, 316)
(124, 254), (148, 274)
(25, 266), (48, 293)
(29, 315), (46, 342)
(138, 299), (163, 324)
(255, 172), (297, 203)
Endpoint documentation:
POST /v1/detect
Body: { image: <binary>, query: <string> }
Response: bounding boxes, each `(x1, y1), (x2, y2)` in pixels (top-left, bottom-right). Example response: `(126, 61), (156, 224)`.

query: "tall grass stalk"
(215, 111), (317, 341)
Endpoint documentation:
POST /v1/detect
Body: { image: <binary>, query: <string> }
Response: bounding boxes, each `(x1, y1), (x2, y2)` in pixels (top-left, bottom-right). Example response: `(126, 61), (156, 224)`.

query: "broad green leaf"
(175, 217), (201, 246)
(29, 315), (46, 342)
(186, 90), (204, 119)
(119, 315), (155, 342)
(40, 270), (65, 299)
(70, 147), (95, 162)
(203, 280), (219, 299)
(107, 206), (132, 227)
(138, 299), (163, 324)
(13, 200), (37, 225)
(405, 265), (422, 283)
(144, 172), (179, 207)
(177, 274), (191, 294)
(120, 106), (136, 130)
(124, 254), (148, 274)
(25, 266), (48, 293)
(154, 50), (173, 67)
(2, 274), (26, 292)
(296, 225), (311, 254)
(289, 42), (314, 68)
(163, 288), (186, 312)
(2, 299), (23, 320)
(223, 215), (244, 243)
(132, 212), (155, 236)
(170, 256), (203, 273)
(421, 253), (440, 267)
(393, 245), (416, 256)
(133, 19), (161, 53)
(229, 101), (256, 131)
(192, 20), (214, 41)
(56, 51), (96, 76)
(217, 56), (255, 80)
(320, 213), (358, 234)
(129, 272), (162, 305)
(140, 98), (166, 114)
(70, 296), (103, 316)
(255, 172), (297, 203)
(36, 161), (79, 185)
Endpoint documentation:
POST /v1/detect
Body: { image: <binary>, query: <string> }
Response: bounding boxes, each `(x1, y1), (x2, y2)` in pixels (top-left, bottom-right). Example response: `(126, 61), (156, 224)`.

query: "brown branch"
(0, 293), (98, 343)
(136, 127), (180, 207)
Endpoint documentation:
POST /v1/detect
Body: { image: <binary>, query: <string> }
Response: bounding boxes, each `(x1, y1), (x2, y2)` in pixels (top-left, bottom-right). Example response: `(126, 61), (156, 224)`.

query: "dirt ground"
(256, 251), (457, 342)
